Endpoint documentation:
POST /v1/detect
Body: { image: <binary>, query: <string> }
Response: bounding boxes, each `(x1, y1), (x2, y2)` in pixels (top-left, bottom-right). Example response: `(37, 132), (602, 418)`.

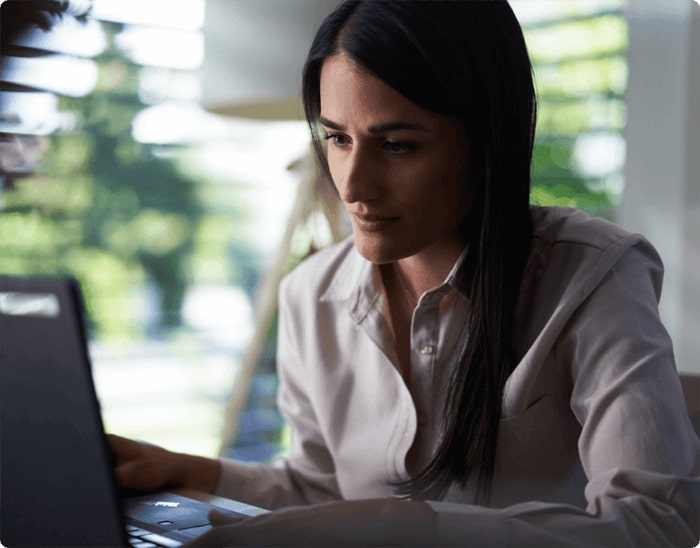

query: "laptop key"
(140, 533), (183, 547)
(127, 525), (152, 537)
(129, 541), (157, 548)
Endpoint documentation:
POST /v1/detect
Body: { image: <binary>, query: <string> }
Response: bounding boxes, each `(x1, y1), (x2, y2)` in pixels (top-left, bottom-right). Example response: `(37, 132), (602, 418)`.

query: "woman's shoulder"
(530, 205), (645, 252)
(525, 206), (664, 302)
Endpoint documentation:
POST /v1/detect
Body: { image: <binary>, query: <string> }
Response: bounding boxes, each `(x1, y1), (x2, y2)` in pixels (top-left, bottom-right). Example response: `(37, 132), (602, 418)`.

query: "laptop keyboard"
(127, 525), (183, 547)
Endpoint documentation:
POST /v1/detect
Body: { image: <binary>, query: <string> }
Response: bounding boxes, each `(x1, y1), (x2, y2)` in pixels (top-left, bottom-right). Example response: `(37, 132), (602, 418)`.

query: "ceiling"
(202, 0), (339, 119)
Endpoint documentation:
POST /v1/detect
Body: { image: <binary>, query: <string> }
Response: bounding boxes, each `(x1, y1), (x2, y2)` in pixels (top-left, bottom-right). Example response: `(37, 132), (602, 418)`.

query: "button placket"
(410, 300), (439, 404)
(419, 341), (435, 355)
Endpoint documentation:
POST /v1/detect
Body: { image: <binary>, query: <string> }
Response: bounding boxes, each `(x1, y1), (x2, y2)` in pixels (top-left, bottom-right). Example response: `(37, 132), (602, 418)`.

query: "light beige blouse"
(217, 206), (700, 546)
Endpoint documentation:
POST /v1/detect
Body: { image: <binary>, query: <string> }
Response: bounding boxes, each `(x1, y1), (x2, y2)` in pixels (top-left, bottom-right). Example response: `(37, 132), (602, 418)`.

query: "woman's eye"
(383, 141), (414, 155)
(323, 132), (350, 148)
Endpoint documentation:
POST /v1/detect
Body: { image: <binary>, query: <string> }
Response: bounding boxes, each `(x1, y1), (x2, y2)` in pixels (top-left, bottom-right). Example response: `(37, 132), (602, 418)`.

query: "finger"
(107, 433), (132, 450)
(107, 434), (123, 454)
(108, 434), (140, 462)
(114, 460), (141, 488)
(115, 459), (163, 491)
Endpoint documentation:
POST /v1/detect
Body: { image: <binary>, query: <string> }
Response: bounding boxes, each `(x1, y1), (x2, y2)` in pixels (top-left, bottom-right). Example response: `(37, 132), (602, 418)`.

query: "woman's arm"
(424, 240), (700, 546)
(187, 499), (437, 547)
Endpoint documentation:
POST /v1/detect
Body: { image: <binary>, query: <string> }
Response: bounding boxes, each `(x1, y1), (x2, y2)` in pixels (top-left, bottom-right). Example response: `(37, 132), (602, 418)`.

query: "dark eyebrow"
(318, 116), (430, 134)
(318, 116), (343, 130)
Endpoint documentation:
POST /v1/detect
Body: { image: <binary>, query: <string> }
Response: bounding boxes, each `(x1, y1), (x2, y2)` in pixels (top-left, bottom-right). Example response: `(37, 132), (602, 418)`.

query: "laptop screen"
(0, 276), (127, 546)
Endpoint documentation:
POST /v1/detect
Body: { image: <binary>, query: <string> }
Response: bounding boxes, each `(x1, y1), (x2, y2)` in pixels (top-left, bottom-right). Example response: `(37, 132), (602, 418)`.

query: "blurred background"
(1, 0), (698, 462)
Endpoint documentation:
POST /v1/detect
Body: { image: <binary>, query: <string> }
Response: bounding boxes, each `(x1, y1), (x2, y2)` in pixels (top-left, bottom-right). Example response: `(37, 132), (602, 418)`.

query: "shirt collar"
(320, 239), (470, 322)
(444, 245), (470, 295)
(319, 240), (370, 302)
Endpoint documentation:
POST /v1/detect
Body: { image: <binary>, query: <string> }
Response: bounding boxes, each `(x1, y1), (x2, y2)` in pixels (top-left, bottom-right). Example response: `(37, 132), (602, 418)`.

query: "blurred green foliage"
(526, 9), (627, 219)
(0, 51), (262, 340)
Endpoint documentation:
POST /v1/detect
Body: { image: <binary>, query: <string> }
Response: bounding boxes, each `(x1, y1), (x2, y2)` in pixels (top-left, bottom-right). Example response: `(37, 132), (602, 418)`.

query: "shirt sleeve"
(427, 240), (700, 546)
(214, 273), (342, 509)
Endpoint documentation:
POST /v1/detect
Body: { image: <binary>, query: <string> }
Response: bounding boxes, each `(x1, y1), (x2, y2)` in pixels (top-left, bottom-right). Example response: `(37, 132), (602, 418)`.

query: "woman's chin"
(353, 234), (409, 265)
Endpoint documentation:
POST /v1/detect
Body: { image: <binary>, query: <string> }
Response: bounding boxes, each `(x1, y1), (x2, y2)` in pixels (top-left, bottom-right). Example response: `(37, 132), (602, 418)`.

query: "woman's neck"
(389, 239), (465, 300)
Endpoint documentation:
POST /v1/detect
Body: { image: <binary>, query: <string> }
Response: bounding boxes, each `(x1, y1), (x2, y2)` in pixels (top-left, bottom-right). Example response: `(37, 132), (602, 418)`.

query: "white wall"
(619, 0), (700, 373)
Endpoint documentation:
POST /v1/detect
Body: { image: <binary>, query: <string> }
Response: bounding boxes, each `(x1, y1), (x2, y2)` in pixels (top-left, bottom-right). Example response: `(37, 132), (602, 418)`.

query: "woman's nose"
(334, 149), (378, 204)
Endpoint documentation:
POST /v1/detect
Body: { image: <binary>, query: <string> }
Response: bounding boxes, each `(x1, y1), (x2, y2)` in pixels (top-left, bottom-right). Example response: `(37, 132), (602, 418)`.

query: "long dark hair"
(302, 0), (536, 501)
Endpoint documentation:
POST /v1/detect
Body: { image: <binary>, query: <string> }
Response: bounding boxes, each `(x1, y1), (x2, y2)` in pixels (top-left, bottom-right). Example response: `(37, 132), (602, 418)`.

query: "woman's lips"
(352, 213), (400, 232)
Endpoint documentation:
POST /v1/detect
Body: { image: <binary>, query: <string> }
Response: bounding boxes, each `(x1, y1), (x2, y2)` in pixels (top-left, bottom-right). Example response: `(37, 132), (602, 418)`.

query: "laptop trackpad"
(124, 492), (248, 533)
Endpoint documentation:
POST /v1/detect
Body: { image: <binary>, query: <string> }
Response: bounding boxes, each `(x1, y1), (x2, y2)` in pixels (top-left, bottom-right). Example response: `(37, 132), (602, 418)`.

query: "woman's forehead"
(318, 53), (441, 130)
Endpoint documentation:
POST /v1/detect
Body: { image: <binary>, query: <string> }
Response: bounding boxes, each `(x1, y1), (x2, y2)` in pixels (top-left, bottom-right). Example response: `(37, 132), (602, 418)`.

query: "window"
(513, 0), (627, 218)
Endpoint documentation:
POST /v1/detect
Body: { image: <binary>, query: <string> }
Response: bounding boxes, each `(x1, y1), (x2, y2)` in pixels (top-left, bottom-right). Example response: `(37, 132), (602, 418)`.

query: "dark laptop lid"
(0, 276), (127, 547)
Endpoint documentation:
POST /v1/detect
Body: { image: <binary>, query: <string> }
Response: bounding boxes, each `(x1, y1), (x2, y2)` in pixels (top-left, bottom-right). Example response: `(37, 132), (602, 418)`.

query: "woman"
(111, 1), (700, 545)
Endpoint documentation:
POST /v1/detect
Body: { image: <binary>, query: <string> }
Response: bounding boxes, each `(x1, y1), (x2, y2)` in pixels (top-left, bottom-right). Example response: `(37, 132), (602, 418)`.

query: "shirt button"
(419, 342), (435, 355)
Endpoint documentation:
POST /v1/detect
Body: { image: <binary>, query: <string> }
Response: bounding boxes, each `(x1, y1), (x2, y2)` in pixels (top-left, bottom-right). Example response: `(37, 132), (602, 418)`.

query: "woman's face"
(319, 53), (470, 265)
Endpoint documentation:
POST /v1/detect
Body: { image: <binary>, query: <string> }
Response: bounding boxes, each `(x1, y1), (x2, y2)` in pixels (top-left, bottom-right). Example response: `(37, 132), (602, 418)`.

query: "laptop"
(0, 275), (267, 547)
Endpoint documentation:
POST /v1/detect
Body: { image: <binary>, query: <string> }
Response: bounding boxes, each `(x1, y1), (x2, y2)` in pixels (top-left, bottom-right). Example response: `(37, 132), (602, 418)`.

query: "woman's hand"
(109, 434), (221, 494)
(186, 499), (437, 547)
